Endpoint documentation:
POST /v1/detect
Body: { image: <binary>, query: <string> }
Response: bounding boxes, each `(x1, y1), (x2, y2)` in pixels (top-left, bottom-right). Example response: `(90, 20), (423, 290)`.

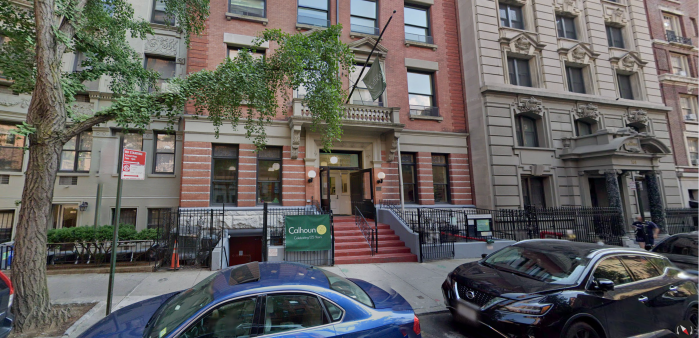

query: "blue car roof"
(208, 262), (332, 300)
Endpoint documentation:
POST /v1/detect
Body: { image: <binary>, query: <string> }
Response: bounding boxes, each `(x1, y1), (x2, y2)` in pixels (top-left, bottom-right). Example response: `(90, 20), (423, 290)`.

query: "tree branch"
(56, 0), (89, 55)
(63, 111), (115, 142)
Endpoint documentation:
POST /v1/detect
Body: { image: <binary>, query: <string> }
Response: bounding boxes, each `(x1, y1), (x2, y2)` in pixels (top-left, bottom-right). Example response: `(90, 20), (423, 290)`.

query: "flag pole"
(346, 10), (396, 104)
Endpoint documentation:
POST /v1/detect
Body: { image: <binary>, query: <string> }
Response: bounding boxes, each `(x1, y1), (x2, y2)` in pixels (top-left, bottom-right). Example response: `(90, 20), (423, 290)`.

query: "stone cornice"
(657, 74), (699, 87)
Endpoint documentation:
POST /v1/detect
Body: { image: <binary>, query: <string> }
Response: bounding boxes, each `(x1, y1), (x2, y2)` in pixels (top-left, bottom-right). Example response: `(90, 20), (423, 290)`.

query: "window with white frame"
(153, 132), (175, 174)
(556, 15), (577, 40)
(499, 3), (524, 29)
(680, 95), (698, 121)
(351, 0), (378, 35)
(617, 73), (634, 100)
(663, 13), (682, 39)
(688, 138), (698, 166)
(670, 54), (690, 76)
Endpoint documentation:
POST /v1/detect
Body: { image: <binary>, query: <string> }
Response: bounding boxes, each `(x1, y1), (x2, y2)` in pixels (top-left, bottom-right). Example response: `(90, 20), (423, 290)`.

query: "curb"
(62, 301), (104, 337)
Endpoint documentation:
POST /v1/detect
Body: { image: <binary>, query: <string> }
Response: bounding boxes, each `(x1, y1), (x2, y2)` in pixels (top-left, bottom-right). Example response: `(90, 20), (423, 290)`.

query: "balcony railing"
(351, 24), (379, 35)
(409, 105), (439, 117)
(352, 100), (384, 107)
(228, 3), (265, 17)
(666, 31), (693, 45)
(297, 15), (329, 28)
(292, 99), (400, 125)
(405, 32), (434, 44)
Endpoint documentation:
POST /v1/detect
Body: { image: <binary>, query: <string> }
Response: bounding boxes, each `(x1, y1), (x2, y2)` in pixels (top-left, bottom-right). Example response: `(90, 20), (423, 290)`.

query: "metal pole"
(106, 135), (124, 315)
(397, 139), (405, 213)
(93, 183), (103, 229)
(345, 10), (397, 104)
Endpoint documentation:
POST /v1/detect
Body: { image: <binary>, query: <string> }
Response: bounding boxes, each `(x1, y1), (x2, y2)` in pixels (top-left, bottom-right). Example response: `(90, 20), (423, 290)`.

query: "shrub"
(46, 224), (156, 243)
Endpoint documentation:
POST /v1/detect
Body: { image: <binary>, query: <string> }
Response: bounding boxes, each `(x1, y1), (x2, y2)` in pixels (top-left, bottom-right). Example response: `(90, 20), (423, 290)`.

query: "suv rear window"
(320, 270), (373, 308)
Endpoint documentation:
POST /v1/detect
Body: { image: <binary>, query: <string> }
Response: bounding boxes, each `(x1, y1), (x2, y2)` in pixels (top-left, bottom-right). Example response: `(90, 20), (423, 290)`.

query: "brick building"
(180, 0), (473, 213)
(643, 0), (699, 206)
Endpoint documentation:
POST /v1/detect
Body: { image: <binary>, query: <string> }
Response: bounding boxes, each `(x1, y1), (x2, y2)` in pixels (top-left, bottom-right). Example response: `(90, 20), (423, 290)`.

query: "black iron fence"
(157, 208), (225, 269)
(666, 208), (698, 235)
(354, 206), (377, 256)
(0, 211), (13, 244)
(263, 202), (334, 266)
(46, 240), (159, 266)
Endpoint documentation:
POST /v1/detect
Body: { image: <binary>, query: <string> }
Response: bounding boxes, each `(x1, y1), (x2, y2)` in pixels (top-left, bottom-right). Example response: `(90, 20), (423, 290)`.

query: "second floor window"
(671, 54), (689, 76)
(606, 25), (625, 48)
(566, 66), (586, 94)
(351, 0), (378, 35)
(228, 47), (265, 60)
(663, 13), (682, 38)
(257, 147), (282, 204)
(229, 0), (265, 18)
(0, 122), (25, 171)
(351, 63), (383, 106)
(507, 57), (532, 87)
(151, 0), (175, 26)
(407, 71), (436, 116)
(556, 15), (577, 40)
(515, 115), (539, 147)
(298, 0), (329, 27)
(144, 56), (176, 88)
(617, 73), (634, 100)
(404, 6), (431, 44)
(60, 131), (92, 172)
(211, 144), (238, 205)
(154, 133), (175, 173)
(499, 3), (524, 29)
(680, 95), (697, 121)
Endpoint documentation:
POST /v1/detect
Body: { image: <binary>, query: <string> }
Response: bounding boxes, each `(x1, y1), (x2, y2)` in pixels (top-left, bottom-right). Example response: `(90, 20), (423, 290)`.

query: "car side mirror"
(481, 253), (488, 259)
(592, 278), (615, 292)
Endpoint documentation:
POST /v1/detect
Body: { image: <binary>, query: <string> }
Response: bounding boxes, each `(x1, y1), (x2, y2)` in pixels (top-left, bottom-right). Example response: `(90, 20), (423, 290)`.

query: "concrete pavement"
(50, 259), (476, 337)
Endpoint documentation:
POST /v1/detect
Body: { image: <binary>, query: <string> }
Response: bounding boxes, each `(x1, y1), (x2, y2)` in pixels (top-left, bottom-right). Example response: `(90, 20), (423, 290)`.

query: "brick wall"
(379, 151), (400, 203)
(416, 152), (435, 205)
(237, 144), (257, 207)
(448, 153), (472, 205)
(282, 146), (306, 206)
(180, 140), (211, 207)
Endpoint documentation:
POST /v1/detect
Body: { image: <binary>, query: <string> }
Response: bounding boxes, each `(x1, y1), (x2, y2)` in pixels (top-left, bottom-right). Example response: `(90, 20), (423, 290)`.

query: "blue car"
(79, 262), (421, 338)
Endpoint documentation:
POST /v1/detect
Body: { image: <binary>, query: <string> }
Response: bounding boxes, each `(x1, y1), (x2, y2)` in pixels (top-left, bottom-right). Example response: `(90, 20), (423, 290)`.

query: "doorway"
(327, 171), (351, 215)
(589, 178), (609, 207)
(49, 204), (79, 230)
(228, 236), (262, 266)
(319, 151), (366, 216)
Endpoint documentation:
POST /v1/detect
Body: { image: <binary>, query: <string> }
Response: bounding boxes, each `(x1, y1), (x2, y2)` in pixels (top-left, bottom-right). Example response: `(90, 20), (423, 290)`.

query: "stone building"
(180, 0), (472, 214)
(643, 0), (698, 207)
(0, 0), (187, 237)
(456, 0), (683, 224)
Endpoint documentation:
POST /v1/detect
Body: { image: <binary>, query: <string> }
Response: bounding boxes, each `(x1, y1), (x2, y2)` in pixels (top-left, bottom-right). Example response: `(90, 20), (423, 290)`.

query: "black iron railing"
(351, 23), (379, 35)
(666, 31), (693, 45)
(264, 202), (334, 266)
(354, 206), (377, 256)
(157, 208), (225, 269)
(409, 105), (439, 117)
(405, 32), (434, 44)
(666, 208), (698, 235)
(43, 240), (158, 268)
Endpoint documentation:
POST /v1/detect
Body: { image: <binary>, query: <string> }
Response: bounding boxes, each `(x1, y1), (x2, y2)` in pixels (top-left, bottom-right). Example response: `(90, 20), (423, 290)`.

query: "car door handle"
(638, 296), (649, 303)
(669, 286), (678, 292)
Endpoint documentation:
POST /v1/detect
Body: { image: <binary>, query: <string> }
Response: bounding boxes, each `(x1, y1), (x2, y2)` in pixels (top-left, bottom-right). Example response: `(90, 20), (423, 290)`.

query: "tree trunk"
(12, 0), (70, 331)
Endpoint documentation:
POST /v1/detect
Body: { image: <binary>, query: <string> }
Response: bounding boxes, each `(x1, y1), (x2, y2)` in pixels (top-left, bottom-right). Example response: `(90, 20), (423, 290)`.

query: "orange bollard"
(169, 240), (180, 270)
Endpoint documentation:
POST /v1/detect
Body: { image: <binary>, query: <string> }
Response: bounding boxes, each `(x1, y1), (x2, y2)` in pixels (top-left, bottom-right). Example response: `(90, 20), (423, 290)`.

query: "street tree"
(0, 0), (353, 331)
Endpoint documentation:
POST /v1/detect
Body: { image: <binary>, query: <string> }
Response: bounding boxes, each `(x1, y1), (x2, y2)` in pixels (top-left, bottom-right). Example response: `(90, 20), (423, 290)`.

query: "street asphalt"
(48, 258), (478, 337)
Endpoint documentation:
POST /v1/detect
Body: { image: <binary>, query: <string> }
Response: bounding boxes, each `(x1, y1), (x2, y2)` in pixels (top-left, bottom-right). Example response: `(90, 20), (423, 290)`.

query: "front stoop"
(333, 216), (417, 265)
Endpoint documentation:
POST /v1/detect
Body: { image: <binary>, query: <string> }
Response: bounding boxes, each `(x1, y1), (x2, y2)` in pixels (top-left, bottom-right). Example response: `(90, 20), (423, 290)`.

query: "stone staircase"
(333, 216), (418, 264)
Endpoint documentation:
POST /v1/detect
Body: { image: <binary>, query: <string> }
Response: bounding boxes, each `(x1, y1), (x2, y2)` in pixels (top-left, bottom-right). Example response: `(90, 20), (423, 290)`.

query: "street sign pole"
(93, 183), (103, 229)
(106, 135), (124, 315)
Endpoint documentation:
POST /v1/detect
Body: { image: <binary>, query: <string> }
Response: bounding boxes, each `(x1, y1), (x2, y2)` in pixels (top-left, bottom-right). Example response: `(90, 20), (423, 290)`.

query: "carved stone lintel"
(555, 0), (580, 16)
(604, 7), (627, 26)
(144, 36), (178, 56)
(0, 98), (30, 108)
(517, 96), (545, 115)
(290, 127), (302, 159)
(575, 103), (600, 121)
(625, 109), (648, 125)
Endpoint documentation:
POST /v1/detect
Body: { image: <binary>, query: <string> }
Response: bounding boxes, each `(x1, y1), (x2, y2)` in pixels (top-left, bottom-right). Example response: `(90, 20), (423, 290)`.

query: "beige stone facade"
(457, 0), (683, 223)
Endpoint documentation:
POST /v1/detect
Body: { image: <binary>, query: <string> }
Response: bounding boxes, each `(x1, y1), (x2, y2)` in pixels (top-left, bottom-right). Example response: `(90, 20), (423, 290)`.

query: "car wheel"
(687, 307), (698, 327)
(564, 322), (600, 338)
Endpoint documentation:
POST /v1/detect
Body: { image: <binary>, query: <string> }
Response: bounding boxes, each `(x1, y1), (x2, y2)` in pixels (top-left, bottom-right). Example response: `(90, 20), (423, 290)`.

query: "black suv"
(652, 232), (698, 272)
(441, 240), (698, 338)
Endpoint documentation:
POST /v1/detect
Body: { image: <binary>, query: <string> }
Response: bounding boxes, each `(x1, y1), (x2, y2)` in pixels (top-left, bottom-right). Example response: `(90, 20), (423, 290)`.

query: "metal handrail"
(354, 206), (376, 256)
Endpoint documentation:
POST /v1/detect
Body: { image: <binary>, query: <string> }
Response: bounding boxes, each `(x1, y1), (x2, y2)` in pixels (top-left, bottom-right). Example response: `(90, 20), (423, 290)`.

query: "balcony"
(290, 98), (402, 131)
(666, 31), (693, 46)
(409, 105), (442, 121)
(297, 15), (329, 28)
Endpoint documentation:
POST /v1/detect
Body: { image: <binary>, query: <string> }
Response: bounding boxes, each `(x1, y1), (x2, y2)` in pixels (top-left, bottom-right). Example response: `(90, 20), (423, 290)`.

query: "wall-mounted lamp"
(330, 156), (338, 165)
(376, 172), (385, 184)
(79, 201), (89, 211)
(308, 170), (317, 183)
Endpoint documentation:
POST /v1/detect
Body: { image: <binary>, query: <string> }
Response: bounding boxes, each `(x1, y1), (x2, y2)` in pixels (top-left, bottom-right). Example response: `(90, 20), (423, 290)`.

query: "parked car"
(79, 261), (421, 338)
(442, 239), (698, 338)
(0, 271), (13, 338)
(652, 232), (698, 272)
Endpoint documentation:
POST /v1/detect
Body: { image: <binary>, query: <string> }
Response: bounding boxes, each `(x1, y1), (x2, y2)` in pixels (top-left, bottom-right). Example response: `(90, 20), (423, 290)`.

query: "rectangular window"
(688, 138), (698, 165)
(670, 54), (689, 76)
(60, 131), (92, 172)
(351, 63), (383, 106)
(123, 133), (143, 151)
(522, 176), (546, 207)
(515, 115), (539, 147)
(556, 15), (577, 39)
(112, 208), (137, 226)
(73, 52), (90, 72)
(211, 144), (238, 205)
(606, 25), (625, 48)
(566, 66), (586, 94)
(351, 0), (378, 35)
(432, 155), (450, 203)
(151, 0), (175, 26)
(401, 153), (417, 203)
(575, 120), (594, 136)
(499, 3), (524, 29)
(507, 57), (532, 87)
(229, 0), (266, 18)
(144, 56), (176, 88)
(298, 0), (329, 27)
(617, 73), (634, 100)
(154, 132), (175, 173)
(663, 13), (682, 38)
(404, 6), (432, 43)
(257, 147), (281, 204)
(147, 208), (170, 229)
(0, 210), (13, 244)
(407, 71), (437, 116)
(228, 47), (265, 60)
(0, 122), (25, 171)
(680, 95), (698, 121)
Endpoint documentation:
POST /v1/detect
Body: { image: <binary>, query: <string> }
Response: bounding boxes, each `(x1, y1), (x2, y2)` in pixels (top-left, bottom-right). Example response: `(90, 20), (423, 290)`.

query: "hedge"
(46, 224), (159, 243)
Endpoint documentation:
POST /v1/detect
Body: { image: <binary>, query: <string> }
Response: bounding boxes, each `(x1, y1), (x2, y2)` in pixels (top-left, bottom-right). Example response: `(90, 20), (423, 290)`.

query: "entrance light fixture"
(308, 170), (317, 183)
(79, 201), (88, 211)
(330, 156), (339, 164)
(377, 172), (385, 184)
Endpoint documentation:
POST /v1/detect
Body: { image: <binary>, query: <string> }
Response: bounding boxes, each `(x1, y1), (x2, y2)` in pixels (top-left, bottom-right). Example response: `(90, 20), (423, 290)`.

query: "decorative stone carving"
(70, 102), (94, 116)
(575, 103), (600, 121)
(614, 53), (645, 72)
(290, 127), (302, 159)
(175, 134), (183, 141)
(555, 0), (580, 16)
(176, 58), (186, 65)
(604, 6), (627, 26)
(0, 98), (30, 108)
(143, 133), (154, 140)
(517, 96), (545, 115)
(625, 109), (648, 125)
(571, 46), (586, 62)
(387, 132), (400, 162)
(144, 36), (178, 56)
(514, 37), (531, 53)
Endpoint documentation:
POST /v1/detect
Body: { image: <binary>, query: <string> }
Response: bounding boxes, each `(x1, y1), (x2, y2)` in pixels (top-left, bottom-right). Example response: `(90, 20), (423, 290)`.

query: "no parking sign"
(121, 149), (146, 180)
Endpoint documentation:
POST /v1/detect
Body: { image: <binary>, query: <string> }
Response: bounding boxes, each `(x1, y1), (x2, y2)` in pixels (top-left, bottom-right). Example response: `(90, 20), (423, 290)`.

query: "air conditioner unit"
(686, 114), (697, 121)
(693, 159), (698, 166)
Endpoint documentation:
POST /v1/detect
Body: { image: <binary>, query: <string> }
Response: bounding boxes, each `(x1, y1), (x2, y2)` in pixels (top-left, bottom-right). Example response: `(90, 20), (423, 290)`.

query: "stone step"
(334, 229), (395, 237)
(335, 239), (407, 250)
(335, 234), (400, 243)
(334, 246), (412, 257)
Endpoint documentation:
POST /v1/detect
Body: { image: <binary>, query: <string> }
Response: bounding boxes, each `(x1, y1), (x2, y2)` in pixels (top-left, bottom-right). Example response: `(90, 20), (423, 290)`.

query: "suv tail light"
(413, 314), (421, 335)
(0, 271), (13, 308)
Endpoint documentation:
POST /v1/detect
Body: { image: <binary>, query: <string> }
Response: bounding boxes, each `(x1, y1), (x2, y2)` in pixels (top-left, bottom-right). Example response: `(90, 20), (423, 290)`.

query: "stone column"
(604, 170), (624, 217)
(644, 171), (666, 232)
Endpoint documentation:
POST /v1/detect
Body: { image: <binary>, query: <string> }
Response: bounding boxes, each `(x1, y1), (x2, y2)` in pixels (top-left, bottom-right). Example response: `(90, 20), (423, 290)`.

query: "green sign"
(285, 215), (332, 252)
(476, 219), (491, 232)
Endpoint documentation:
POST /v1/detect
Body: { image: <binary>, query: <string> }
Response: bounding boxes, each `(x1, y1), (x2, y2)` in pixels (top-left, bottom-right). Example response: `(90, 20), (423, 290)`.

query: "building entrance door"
(50, 204), (79, 230)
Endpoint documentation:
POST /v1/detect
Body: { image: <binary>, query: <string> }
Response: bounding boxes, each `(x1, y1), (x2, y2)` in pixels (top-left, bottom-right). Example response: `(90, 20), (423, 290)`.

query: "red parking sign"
(121, 149), (146, 180)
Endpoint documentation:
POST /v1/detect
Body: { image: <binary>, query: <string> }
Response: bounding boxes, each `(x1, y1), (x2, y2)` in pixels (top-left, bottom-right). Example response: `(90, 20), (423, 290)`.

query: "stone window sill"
(58, 172), (90, 177)
(226, 12), (268, 25)
(150, 23), (178, 32)
(349, 31), (379, 39)
(148, 173), (177, 178)
(404, 40), (438, 51)
(296, 23), (326, 31)
(409, 115), (443, 122)
(601, 0), (624, 5)
(513, 146), (556, 152)
(0, 171), (23, 176)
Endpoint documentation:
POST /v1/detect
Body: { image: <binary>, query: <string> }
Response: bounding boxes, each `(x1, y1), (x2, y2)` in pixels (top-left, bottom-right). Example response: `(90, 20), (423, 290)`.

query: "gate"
(416, 208), (455, 261)
(158, 208), (225, 269)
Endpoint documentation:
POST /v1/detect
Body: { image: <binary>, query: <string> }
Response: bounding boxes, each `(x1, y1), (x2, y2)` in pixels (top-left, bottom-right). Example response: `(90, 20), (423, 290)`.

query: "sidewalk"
(52, 259), (475, 337)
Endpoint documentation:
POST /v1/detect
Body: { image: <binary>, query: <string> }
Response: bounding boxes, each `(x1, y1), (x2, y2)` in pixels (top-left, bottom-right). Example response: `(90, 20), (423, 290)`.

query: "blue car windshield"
(143, 272), (220, 338)
(483, 246), (589, 284)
